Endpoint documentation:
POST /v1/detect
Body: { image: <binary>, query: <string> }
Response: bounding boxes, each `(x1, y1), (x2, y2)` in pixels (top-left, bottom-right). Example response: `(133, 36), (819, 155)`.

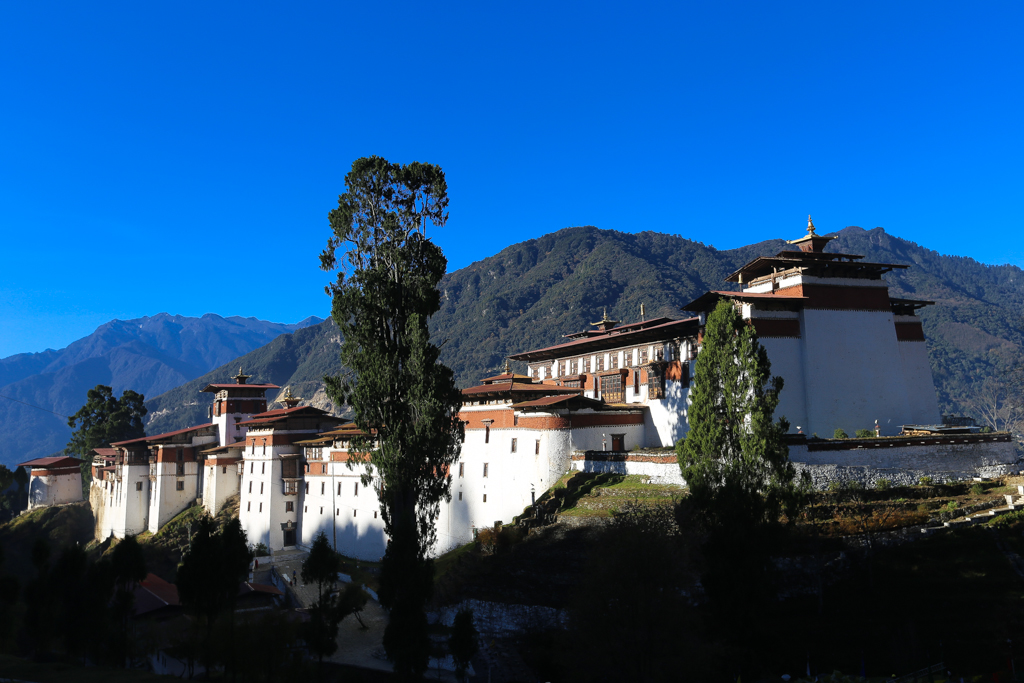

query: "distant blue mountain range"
(0, 313), (322, 466)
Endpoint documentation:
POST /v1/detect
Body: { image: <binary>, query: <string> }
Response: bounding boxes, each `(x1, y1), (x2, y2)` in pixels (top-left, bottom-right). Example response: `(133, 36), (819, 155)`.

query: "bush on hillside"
(834, 428), (849, 439)
(855, 429), (874, 439)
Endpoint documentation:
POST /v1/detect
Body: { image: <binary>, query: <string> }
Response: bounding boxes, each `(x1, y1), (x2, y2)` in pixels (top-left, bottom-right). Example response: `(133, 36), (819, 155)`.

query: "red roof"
(133, 573), (180, 617)
(200, 383), (280, 393)
(111, 424), (213, 446)
(461, 382), (583, 397)
(18, 456), (81, 469)
(478, 372), (532, 384)
(238, 405), (333, 426)
(508, 317), (698, 362)
(513, 394), (604, 409)
(238, 582), (283, 598)
(90, 447), (118, 457)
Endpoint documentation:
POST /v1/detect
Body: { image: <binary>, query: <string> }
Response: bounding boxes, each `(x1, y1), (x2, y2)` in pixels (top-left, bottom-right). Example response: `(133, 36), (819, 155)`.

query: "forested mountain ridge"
(0, 314), (323, 466)
(140, 225), (1024, 440)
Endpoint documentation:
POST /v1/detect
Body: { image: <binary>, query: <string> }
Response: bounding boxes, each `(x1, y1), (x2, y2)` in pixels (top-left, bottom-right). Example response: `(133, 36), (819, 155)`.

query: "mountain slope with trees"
(143, 225), (1024, 438)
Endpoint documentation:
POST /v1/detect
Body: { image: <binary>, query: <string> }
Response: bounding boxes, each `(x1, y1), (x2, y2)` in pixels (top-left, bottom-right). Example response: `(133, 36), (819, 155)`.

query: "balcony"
(283, 480), (300, 495)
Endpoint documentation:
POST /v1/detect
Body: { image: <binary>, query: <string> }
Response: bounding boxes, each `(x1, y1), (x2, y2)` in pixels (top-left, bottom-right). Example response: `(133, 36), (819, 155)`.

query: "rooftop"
(508, 317), (698, 363)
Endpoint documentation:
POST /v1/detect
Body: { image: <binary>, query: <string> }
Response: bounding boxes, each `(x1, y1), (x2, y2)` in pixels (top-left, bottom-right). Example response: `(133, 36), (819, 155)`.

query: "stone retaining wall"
(570, 436), (1018, 490)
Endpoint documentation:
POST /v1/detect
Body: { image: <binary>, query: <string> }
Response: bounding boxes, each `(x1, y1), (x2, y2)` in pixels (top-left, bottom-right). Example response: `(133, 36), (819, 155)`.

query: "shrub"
(918, 475), (934, 486)
(845, 480), (864, 491)
(833, 428), (849, 439)
(970, 483), (985, 495)
(945, 501), (959, 512)
(855, 429), (874, 439)
(980, 426), (993, 434)
(827, 480), (844, 493)
(875, 478), (892, 492)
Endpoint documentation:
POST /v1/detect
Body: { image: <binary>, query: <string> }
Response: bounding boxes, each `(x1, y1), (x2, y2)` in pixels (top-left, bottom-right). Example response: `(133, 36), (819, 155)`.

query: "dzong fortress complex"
(19, 219), (1017, 561)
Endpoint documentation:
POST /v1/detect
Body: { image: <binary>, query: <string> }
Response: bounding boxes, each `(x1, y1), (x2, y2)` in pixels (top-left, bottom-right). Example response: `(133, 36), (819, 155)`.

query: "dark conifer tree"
(320, 156), (463, 680)
(676, 299), (806, 620)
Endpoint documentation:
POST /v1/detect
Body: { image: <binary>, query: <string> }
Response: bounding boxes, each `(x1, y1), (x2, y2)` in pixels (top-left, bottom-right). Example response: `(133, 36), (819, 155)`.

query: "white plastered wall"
(27, 471), (83, 510)
(897, 337), (941, 426)
(799, 308), (913, 436)
(643, 381), (688, 447)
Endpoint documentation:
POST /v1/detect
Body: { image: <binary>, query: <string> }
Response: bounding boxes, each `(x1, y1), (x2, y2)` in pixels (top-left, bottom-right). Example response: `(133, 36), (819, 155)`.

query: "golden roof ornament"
(503, 359), (512, 375)
(281, 387), (301, 408)
(807, 214), (817, 236)
(233, 367), (251, 384)
(591, 307), (621, 331)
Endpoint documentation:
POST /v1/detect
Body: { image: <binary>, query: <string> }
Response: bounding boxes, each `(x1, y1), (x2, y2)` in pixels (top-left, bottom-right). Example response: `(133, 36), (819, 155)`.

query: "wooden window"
(633, 369), (640, 394)
(596, 355), (604, 372)
(135, 481), (142, 491)
(647, 365), (664, 399)
(459, 462), (464, 478)
(535, 439), (541, 455)
(321, 482), (325, 495)
(176, 481), (184, 491)
(610, 353), (618, 369)
(305, 482), (309, 494)
(458, 491), (463, 501)
(338, 482), (342, 495)
(320, 507), (323, 514)
(250, 462), (254, 473)
(511, 438), (517, 453)
(354, 482), (359, 496)
(484, 426), (490, 444)
(353, 509), (357, 517)
(260, 483), (264, 494)
(600, 374), (623, 403)
(222, 466), (227, 474)
(483, 494), (487, 503)
(562, 380), (581, 388)
(286, 501), (294, 512)
(176, 462), (185, 476)
(261, 462), (265, 474)
(259, 502), (262, 513)
(374, 511), (377, 518)
(247, 502), (250, 512)
(282, 459), (297, 479)
(483, 463), (489, 478)
(249, 481), (252, 493)
(583, 357), (591, 373)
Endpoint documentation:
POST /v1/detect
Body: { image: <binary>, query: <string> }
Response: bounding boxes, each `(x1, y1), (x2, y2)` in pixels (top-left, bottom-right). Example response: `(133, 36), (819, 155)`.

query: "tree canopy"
(66, 385), (147, 456)
(320, 156), (463, 680)
(676, 299), (806, 618)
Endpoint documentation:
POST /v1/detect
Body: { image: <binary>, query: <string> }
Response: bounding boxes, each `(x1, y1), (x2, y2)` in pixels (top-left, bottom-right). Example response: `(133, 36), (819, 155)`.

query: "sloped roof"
(200, 383), (280, 393)
(508, 317), (698, 362)
(111, 424), (214, 447)
(18, 456), (81, 469)
(512, 394), (605, 410)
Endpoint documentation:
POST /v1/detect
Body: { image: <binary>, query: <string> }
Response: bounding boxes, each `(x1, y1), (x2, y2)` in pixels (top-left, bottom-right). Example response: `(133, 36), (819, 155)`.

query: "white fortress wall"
(799, 308), (914, 436)
(756, 335), (808, 433)
(203, 461), (240, 517)
(27, 471), (82, 509)
(894, 320), (941, 425)
(643, 381), (687, 447)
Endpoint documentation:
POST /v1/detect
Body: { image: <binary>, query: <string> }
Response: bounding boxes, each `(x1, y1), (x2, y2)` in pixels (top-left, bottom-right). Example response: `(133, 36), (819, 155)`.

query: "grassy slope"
(0, 503), (94, 583)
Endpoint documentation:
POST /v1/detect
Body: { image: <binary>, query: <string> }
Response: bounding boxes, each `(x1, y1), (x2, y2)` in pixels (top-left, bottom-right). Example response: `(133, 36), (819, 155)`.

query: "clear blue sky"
(1, 1), (1022, 358)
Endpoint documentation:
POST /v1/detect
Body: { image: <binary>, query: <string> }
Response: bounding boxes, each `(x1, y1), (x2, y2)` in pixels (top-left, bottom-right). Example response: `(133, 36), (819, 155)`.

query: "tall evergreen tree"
(66, 385), (147, 456)
(320, 156), (463, 680)
(676, 299), (805, 618)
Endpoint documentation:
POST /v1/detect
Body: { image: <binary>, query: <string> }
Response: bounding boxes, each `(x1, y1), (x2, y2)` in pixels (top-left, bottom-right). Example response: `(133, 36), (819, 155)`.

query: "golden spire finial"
(503, 359), (512, 375)
(233, 367), (251, 384)
(807, 214), (816, 236)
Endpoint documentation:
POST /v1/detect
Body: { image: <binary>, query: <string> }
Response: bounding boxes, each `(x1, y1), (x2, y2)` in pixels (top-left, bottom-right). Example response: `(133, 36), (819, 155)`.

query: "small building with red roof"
(18, 455), (83, 510)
